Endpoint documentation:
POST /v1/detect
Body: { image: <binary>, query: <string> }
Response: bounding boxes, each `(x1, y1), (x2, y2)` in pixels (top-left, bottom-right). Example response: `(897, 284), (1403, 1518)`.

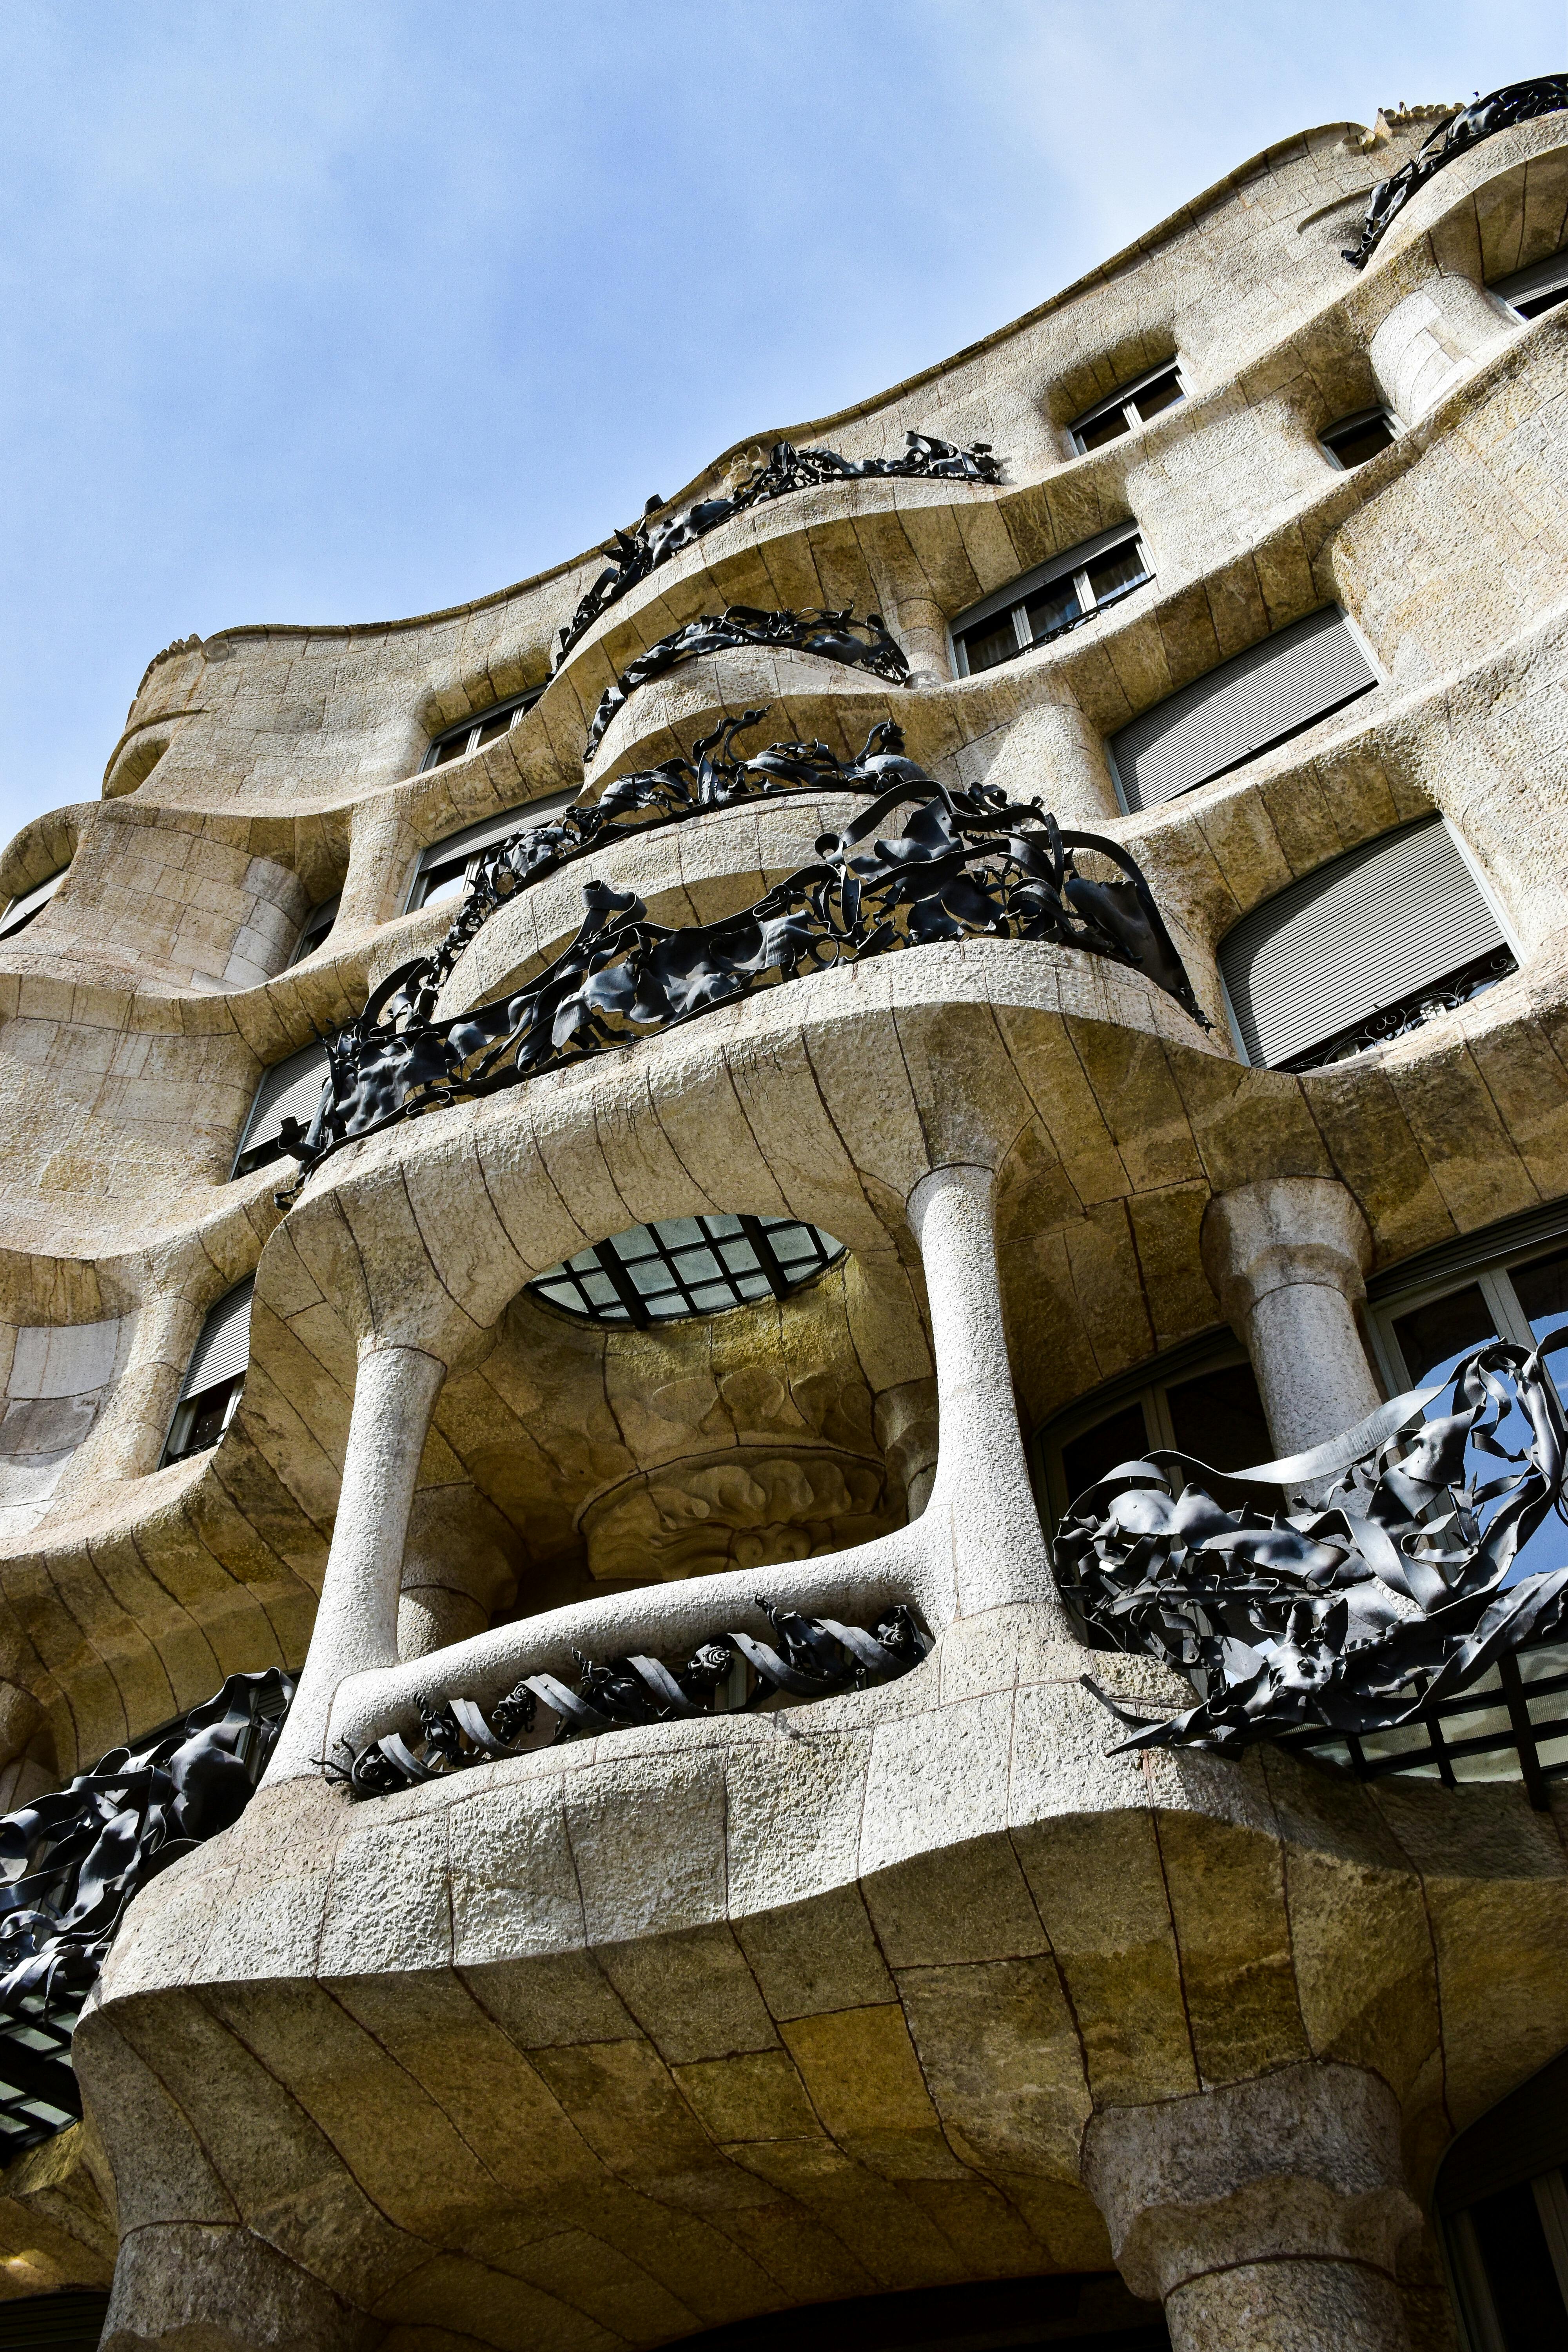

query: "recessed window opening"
(1321, 407), (1398, 469)
(0, 866), (68, 940)
(420, 689), (542, 773)
(407, 789), (580, 913)
(1218, 814), (1516, 1074)
(1067, 361), (1185, 454)
(951, 524), (1152, 677)
(529, 1214), (846, 1328)
(233, 1042), (330, 1177)
(1490, 246), (1568, 321)
(1036, 1338), (1272, 1538)
(1439, 2051), (1568, 2348)
(290, 895), (340, 964)
(163, 1280), (253, 1466)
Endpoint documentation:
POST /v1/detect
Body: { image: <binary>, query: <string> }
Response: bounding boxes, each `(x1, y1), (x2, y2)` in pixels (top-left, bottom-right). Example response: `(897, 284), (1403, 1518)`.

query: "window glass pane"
(1024, 579), (1083, 642)
(1326, 414), (1396, 468)
(418, 865), (468, 909)
(1076, 406), (1131, 451)
(1059, 1402), (1152, 1511)
(1084, 540), (1150, 606)
(475, 710), (515, 747)
(183, 1380), (239, 1455)
(1468, 2182), (1568, 2347)
(1164, 1361), (1271, 1476)
(959, 612), (1022, 674)
(1132, 371), (1183, 421)
(1512, 1247), (1568, 1350)
(432, 731), (471, 766)
(1391, 1284), (1497, 1385)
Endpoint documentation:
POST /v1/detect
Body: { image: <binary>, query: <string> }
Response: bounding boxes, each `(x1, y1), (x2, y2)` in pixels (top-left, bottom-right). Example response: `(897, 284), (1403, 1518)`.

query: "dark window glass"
(1468, 2182), (1568, 2348)
(169, 1378), (241, 1463)
(1326, 414), (1396, 468)
(1164, 1361), (1271, 1475)
(415, 857), (469, 910)
(1060, 1403), (1151, 1510)
(960, 613), (1022, 674)
(1077, 405), (1131, 451)
(475, 710), (514, 747)
(1085, 540), (1150, 604)
(1132, 371), (1183, 421)
(1514, 1247), (1568, 1349)
(1392, 1283), (1497, 1385)
(1514, 281), (1568, 320)
(432, 731), (470, 766)
(1024, 579), (1082, 642)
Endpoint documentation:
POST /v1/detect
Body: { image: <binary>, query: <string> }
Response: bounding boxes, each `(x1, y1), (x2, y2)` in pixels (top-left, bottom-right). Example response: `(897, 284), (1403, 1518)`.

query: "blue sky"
(0, 1), (1559, 840)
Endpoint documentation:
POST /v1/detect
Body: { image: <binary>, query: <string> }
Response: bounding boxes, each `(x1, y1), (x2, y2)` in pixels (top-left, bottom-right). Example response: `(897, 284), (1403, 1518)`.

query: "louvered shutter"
(1490, 250), (1568, 313)
(181, 1280), (254, 1401)
(1220, 817), (1507, 1069)
(236, 1042), (330, 1172)
(1109, 608), (1377, 811)
(415, 790), (579, 882)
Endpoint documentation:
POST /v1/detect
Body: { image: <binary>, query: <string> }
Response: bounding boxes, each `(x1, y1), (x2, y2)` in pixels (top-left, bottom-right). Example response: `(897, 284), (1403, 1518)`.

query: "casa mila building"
(2, 77), (1568, 2352)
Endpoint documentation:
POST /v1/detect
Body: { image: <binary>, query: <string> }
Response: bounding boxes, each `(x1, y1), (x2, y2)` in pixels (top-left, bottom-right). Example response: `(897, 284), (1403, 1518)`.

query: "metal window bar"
(1282, 1634), (1568, 1805)
(528, 1214), (844, 1328)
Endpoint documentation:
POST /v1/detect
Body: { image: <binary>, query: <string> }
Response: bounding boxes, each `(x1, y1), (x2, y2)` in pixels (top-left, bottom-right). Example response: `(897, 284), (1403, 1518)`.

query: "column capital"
(1201, 1175), (1372, 1324)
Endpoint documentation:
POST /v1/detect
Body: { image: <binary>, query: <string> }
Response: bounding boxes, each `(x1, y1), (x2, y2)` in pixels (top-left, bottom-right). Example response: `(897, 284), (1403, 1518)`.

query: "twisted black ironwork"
(0, 1670), (294, 2154)
(1054, 1338), (1568, 1763)
(276, 769), (1205, 1188)
(584, 605), (911, 763)
(330, 1602), (931, 1797)
(557, 432), (1002, 667)
(1285, 946), (1517, 1072)
(1343, 79), (1568, 269)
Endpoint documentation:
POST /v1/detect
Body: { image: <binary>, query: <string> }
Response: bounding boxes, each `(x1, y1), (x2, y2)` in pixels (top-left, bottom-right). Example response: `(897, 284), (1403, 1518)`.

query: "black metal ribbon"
(1343, 80), (1568, 269)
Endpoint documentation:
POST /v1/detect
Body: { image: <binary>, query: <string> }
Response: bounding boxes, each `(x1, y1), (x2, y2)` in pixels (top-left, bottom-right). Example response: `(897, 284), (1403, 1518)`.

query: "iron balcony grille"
(1282, 1634), (1568, 1807)
(528, 1213), (845, 1328)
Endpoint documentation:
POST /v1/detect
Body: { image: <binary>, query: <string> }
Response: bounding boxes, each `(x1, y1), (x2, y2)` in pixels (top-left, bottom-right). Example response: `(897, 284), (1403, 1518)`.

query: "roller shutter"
(1109, 608), (1377, 812)
(180, 1280), (254, 1401)
(1490, 249), (1568, 318)
(235, 1042), (330, 1174)
(1220, 816), (1508, 1069)
(414, 790), (579, 885)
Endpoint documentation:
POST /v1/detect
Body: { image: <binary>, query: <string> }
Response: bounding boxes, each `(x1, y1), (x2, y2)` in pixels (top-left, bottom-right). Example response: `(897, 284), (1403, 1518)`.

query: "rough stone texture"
(0, 96), (1558, 2350)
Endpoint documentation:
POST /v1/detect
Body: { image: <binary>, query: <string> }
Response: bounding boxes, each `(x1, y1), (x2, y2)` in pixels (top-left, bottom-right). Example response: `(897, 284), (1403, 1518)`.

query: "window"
(1107, 606), (1379, 812)
(1036, 1338), (1271, 1532)
(1439, 2049), (1568, 2349)
(233, 1042), (330, 1177)
(1490, 246), (1568, 321)
(1218, 814), (1515, 1072)
(290, 895), (339, 965)
(1067, 361), (1185, 454)
(408, 789), (579, 913)
(951, 525), (1152, 677)
(163, 1280), (253, 1465)
(1321, 407), (1397, 469)
(0, 866), (67, 941)
(528, 1214), (846, 1328)
(419, 689), (542, 773)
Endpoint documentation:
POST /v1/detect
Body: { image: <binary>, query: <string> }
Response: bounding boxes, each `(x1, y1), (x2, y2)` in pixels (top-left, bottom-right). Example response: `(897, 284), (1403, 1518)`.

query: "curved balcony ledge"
(1345, 111), (1568, 305)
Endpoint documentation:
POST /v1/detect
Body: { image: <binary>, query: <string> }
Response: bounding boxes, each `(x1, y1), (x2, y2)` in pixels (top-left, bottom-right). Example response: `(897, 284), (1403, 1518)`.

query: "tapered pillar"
(264, 1341), (446, 1784)
(1083, 2063), (1421, 2352)
(1201, 1177), (1380, 1460)
(909, 1161), (1063, 1620)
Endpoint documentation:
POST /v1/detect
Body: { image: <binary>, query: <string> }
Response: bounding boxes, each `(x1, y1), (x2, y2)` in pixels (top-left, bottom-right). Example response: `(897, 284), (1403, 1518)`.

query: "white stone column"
(1201, 1177), (1380, 1460)
(1083, 2063), (1420, 2352)
(264, 1341), (446, 1784)
(909, 1161), (1065, 1621)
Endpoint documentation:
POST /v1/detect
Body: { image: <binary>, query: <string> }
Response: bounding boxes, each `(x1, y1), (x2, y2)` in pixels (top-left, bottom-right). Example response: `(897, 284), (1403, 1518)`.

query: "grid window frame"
(419, 687), (543, 776)
(950, 523), (1153, 678)
(527, 1213), (847, 1329)
(1066, 359), (1187, 456)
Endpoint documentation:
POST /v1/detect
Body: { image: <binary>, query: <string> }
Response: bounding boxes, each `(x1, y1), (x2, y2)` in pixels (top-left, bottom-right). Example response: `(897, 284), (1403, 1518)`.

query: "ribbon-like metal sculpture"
(557, 432), (1002, 667)
(584, 605), (911, 762)
(330, 1602), (930, 1798)
(277, 771), (1205, 1186)
(0, 1670), (294, 2154)
(1054, 1339), (1568, 1757)
(1343, 78), (1568, 269)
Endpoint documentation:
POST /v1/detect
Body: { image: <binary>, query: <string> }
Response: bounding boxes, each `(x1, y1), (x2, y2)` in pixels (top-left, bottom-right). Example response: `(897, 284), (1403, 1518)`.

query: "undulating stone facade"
(2, 88), (1568, 2352)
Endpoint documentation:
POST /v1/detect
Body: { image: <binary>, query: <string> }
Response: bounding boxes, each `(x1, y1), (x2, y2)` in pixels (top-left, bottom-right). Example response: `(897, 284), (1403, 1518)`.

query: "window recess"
(1439, 2053), (1568, 2350)
(420, 688), (542, 773)
(408, 790), (579, 914)
(1490, 246), (1568, 321)
(1067, 360), (1185, 454)
(163, 1279), (253, 1465)
(1034, 1335), (1272, 1539)
(1107, 605), (1378, 812)
(290, 895), (339, 965)
(1321, 407), (1398, 469)
(1218, 813), (1515, 1073)
(0, 866), (68, 940)
(529, 1214), (845, 1328)
(233, 1041), (330, 1178)
(951, 524), (1152, 678)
